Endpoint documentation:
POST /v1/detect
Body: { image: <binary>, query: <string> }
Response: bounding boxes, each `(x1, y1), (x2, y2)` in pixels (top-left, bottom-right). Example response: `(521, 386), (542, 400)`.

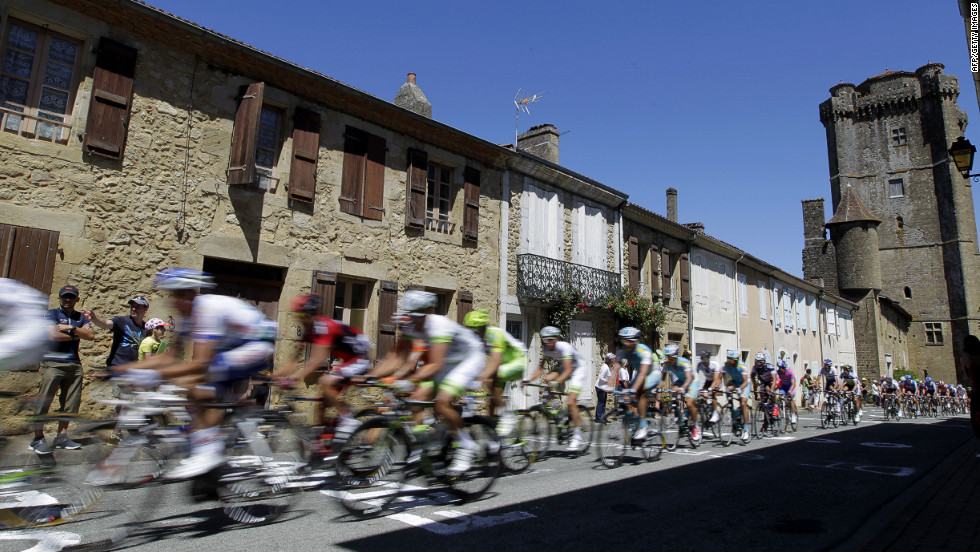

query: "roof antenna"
(514, 89), (544, 148)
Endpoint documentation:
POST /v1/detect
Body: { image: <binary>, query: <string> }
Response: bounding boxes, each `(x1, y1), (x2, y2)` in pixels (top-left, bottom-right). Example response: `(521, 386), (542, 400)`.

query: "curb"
(1, 434), (112, 467)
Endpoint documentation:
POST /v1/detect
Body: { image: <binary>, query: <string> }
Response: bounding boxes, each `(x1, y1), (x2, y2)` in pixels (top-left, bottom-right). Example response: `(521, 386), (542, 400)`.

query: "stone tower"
(808, 63), (980, 384)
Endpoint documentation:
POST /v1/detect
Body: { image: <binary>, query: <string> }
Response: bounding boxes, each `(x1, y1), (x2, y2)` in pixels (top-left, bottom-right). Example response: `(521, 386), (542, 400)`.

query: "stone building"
(806, 64), (979, 383)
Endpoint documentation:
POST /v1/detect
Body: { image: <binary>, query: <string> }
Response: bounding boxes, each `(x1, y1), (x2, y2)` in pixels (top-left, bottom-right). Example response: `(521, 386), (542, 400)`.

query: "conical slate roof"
(827, 185), (881, 225)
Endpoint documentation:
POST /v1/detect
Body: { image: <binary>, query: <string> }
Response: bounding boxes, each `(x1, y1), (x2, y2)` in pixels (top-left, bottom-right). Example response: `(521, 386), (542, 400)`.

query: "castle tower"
(825, 186), (882, 295)
(815, 63), (980, 383)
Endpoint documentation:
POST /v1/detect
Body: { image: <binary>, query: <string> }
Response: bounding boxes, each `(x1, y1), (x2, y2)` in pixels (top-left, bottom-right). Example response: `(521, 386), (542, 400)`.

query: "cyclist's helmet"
(755, 353), (766, 362)
(391, 310), (413, 325)
(618, 327), (641, 340)
(925, 376), (932, 382)
(154, 268), (215, 290)
(726, 349), (740, 360)
(540, 326), (561, 339)
(776, 360), (788, 369)
(823, 359), (833, 366)
(699, 350), (712, 359)
(290, 293), (320, 315)
(463, 309), (490, 328)
(400, 290), (436, 313)
(664, 344), (680, 357)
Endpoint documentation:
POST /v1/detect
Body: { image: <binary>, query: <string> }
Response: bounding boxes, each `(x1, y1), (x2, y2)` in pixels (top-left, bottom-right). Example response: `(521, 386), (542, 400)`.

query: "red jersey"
(303, 316), (371, 365)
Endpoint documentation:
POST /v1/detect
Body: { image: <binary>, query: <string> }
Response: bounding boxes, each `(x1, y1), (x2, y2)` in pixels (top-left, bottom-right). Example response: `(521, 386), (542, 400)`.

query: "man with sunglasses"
(609, 327), (661, 441)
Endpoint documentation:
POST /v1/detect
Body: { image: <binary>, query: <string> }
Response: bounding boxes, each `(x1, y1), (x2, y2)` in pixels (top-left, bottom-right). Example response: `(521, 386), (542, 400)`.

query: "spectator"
(594, 352), (628, 421)
(30, 285), (94, 455)
(82, 296), (149, 369)
(959, 335), (980, 456)
(138, 318), (170, 360)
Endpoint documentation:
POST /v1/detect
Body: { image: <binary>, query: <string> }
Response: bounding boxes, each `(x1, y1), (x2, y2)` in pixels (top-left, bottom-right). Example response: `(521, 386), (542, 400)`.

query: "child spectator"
(138, 318), (169, 360)
(595, 352), (629, 421)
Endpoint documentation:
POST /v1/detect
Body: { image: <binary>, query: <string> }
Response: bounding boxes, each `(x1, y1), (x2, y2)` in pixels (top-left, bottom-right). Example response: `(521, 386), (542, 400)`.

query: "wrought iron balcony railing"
(517, 253), (621, 303)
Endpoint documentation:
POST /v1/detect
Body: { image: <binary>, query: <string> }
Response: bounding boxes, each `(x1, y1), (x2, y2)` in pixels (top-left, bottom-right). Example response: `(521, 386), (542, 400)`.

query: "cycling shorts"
(435, 355), (486, 397)
(778, 383), (794, 397)
(567, 363), (590, 394)
(208, 340), (275, 382)
(495, 356), (527, 388)
(632, 370), (662, 392)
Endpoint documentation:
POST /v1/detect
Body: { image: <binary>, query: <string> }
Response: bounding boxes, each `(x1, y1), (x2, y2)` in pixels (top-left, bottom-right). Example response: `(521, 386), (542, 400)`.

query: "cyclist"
(121, 268), (277, 479)
(464, 309), (527, 437)
(524, 326), (590, 451)
(817, 359), (840, 410)
(711, 349), (751, 441)
(922, 376), (937, 413)
(275, 293), (372, 446)
(775, 360), (798, 425)
(881, 374), (901, 417)
(752, 353), (776, 393)
(385, 290), (486, 473)
(840, 365), (863, 422)
(695, 350), (719, 396)
(0, 278), (49, 372)
(610, 327), (660, 441)
(661, 344), (699, 442)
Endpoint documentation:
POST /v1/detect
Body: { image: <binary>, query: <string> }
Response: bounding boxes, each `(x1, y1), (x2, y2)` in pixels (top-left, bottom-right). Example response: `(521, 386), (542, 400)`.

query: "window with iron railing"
(426, 163), (454, 234)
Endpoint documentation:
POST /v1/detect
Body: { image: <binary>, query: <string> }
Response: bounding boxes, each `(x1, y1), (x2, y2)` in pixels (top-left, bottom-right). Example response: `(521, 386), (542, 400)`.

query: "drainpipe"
(498, 170), (510, 328)
(686, 233), (697, 353)
(733, 254), (745, 355)
(817, 290), (825, 366)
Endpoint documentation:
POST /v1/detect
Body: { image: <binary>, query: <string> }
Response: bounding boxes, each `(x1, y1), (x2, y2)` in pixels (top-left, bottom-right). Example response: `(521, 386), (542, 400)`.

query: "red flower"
(583, 307), (587, 312)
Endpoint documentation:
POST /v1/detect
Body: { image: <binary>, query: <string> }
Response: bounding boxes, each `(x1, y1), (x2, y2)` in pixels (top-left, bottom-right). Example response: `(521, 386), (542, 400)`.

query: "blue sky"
(146, 0), (979, 277)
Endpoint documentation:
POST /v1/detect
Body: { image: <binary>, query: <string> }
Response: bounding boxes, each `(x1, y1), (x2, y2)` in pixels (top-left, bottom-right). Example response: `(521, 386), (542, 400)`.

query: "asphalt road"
(1, 410), (973, 552)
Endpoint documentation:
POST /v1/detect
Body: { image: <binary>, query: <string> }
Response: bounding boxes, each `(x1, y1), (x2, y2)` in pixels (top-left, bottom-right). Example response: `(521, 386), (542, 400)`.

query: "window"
(758, 280), (768, 320)
(891, 127), (907, 146)
(904, 286), (912, 298)
(888, 179), (904, 198)
(426, 163), (454, 234)
(0, 20), (82, 144)
(737, 273), (748, 316)
(825, 307), (836, 335)
(782, 288), (793, 330)
(693, 255), (708, 309)
(925, 322), (943, 344)
(896, 216), (904, 229)
(333, 280), (369, 330)
(255, 106), (282, 191)
(341, 126), (386, 220)
(506, 320), (524, 344)
(0, 223), (59, 295)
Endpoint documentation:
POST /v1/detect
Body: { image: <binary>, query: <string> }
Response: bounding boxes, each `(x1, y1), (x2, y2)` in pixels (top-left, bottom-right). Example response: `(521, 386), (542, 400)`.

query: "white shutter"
(738, 273), (748, 316)
(758, 280), (767, 320)
(773, 286), (781, 328)
(826, 307), (836, 335)
(797, 292), (806, 331)
(588, 204), (607, 269)
(808, 296), (817, 331)
(783, 289), (793, 330)
(835, 309), (841, 337)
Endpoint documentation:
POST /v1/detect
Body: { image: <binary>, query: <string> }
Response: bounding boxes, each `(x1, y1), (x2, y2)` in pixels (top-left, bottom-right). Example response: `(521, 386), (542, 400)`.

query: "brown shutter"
(376, 280), (399, 362)
(227, 82), (265, 186)
(680, 252), (691, 303)
(340, 126), (366, 216)
(650, 244), (660, 299)
(82, 37), (137, 160)
(628, 236), (640, 292)
(456, 291), (474, 324)
(462, 167), (480, 241)
(363, 133), (386, 220)
(661, 248), (672, 300)
(288, 107), (320, 202)
(0, 224), (59, 295)
(313, 271), (336, 318)
(406, 148), (427, 229)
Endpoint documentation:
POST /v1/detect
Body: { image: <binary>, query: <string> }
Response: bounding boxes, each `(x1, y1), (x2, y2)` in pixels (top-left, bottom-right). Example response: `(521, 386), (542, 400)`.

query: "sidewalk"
(857, 439), (979, 552)
(1, 433), (109, 467)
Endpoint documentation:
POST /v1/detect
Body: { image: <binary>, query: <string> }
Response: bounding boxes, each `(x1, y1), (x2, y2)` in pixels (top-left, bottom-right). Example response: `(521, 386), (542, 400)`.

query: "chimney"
(517, 124), (560, 164)
(666, 188), (678, 222)
(393, 72), (431, 118)
(684, 222), (705, 233)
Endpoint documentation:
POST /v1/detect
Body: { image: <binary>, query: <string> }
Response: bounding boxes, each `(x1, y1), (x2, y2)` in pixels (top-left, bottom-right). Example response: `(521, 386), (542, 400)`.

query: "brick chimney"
(667, 188), (678, 222)
(517, 124), (560, 164)
(393, 73), (431, 118)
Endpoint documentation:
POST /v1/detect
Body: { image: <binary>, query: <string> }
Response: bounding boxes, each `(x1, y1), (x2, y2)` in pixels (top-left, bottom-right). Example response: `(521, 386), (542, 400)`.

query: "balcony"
(517, 253), (621, 303)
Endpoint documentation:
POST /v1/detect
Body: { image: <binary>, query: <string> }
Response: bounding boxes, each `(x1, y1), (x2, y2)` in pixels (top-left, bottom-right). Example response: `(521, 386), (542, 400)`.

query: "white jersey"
(180, 294), (276, 352)
(696, 360), (719, 382)
(0, 278), (49, 370)
(400, 313), (483, 364)
(542, 341), (586, 372)
(596, 365), (630, 392)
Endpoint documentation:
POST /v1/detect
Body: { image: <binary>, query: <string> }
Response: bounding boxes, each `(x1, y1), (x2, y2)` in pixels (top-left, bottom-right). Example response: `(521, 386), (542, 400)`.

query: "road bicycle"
(696, 389), (720, 441)
(518, 383), (596, 460)
(820, 390), (842, 429)
(880, 392), (900, 421)
(595, 389), (664, 468)
(774, 390), (798, 432)
(714, 388), (750, 446)
(752, 389), (781, 437)
(658, 388), (699, 450)
(840, 391), (856, 425)
(332, 383), (500, 518)
(457, 391), (531, 474)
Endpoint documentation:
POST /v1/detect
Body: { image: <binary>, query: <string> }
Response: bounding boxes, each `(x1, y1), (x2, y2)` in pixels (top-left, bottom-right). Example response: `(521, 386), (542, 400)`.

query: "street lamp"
(948, 136), (979, 178)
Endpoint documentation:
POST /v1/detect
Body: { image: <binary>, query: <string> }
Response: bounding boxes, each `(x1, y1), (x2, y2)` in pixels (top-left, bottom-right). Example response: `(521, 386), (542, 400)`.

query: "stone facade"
(807, 64), (980, 383)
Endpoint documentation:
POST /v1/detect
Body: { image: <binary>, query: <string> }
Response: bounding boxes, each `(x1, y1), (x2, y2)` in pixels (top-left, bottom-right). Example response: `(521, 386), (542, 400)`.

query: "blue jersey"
(723, 360), (748, 386)
(616, 343), (657, 381)
(664, 357), (692, 386)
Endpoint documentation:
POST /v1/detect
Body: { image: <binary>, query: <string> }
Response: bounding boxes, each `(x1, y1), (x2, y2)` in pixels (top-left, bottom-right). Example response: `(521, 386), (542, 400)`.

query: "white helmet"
(154, 268), (215, 291)
(755, 353), (766, 362)
(540, 326), (562, 339)
(726, 350), (740, 360)
(400, 290), (436, 312)
(664, 344), (679, 357)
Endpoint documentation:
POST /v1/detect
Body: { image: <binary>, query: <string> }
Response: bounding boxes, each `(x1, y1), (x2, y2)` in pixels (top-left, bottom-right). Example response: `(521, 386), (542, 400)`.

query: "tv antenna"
(514, 89), (544, 147)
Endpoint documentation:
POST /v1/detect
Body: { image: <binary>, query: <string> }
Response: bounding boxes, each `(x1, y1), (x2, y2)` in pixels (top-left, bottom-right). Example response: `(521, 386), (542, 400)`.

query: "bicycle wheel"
(753, 405), (767, 437)
(521, 408), (552, 463)
(0, 463), (105, 530)
(499, 420), (530, 474)
(639, 414), (664, 462)
(660, 404), (681, 451)
(831, 401), (840, 428)
(820, 401), (830, 429)
(718, 404), (734, 447)
(445, 416), (501, 502)
(334, 417), (408, 518)
(575, 406), (596, 455)
(596, 410), (628, 468)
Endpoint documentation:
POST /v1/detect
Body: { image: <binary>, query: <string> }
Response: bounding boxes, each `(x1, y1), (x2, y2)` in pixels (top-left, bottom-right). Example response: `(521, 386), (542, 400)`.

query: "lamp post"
(948, 136), (980, 178)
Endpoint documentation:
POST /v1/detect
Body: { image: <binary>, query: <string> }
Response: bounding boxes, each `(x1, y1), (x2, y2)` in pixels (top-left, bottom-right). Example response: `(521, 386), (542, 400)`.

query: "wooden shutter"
(456, 291), (474, 324)
(340, 126), (366, 216)
(406, 148), (428, 229)
(680, 252), (691, 303)
(462, 167), (480, 241)
(650, 244), (660, 299)
(83, 37), (137, 160)
(363, 134), (386, 220)
(661, 248), (672, 300)
(376, 281), (398, 362)
(0, 224), (59, 295)
(628, 236), (640, 292)
(227, 82), (264, 186)
(288, 108), (320, 202)
(313, 271), (336, 317)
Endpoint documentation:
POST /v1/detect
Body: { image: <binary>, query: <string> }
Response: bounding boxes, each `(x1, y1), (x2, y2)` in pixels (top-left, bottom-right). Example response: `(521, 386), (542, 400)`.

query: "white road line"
(0, 491), (60, 509)
(388, 510), (535, 535)
(0, 530), (81, 552)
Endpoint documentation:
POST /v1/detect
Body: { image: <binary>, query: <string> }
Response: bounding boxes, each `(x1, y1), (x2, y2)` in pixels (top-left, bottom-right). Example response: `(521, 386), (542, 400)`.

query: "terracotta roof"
(827, 186), (881, 225)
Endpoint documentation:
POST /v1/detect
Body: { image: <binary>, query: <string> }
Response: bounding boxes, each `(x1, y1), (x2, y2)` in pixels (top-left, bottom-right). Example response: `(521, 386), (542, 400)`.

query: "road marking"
(860, 442), (912, 449)
(0, 491), (59, 509)
(0, 529), (80, 552)
(807, 437), (840, 444)
(389, 509), (535, 535)
(800, 460), (915, 477)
